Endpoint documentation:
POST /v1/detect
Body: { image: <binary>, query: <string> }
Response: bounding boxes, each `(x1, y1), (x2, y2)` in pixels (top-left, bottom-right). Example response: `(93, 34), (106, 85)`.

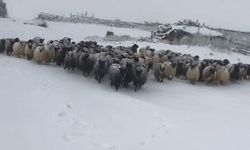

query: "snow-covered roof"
(173, 25), (223, 37)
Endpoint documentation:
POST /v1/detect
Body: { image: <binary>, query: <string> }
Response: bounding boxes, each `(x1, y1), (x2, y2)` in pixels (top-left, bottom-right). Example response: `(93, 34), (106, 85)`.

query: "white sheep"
(24, 41), (37, 60)
(163, 61), (177, 80)
(239, 66), (248, 80)
(186, 63), (200, 85)
(33, 45), (45, 64)
(44, 44), (56, 63)
(139, 46), (154, 58)
(12, 41), (26, 58)
(153, 63), (165, 82)
(214, 64), (229, 85)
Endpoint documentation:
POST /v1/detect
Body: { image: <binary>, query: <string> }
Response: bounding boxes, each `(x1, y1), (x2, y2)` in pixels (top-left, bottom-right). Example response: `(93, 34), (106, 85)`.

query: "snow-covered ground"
(1, 50), (250, 150)
(0, 18), (150, 41)
(1, 18), (250, 150)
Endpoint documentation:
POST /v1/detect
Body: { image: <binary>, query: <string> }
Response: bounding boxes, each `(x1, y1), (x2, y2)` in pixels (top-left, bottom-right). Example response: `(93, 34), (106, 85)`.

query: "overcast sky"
(4, 0), (250, 31)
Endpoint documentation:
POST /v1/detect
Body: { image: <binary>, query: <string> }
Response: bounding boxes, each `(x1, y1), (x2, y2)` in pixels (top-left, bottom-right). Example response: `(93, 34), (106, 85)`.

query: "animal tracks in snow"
(57, 104), (92, 143)
(149, 111), (172, 139)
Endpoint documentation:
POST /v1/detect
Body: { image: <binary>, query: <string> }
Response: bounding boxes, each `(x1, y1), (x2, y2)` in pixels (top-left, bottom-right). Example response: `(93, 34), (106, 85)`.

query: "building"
(0, 0), (7, 17)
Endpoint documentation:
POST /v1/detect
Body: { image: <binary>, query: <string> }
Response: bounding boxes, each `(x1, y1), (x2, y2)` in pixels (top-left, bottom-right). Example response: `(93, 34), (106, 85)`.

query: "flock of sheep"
(0, 37), (250, 92)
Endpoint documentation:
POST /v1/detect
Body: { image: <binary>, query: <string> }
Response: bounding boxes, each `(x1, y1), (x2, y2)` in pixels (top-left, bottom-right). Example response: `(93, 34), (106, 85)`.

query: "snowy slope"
(1, 53), (250, 150)
(1, 18), (250, 150)
(0, 18), (150, 41)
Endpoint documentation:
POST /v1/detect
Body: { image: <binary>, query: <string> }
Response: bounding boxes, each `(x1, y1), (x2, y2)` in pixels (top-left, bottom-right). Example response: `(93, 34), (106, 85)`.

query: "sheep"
(130, 44), (139, 53)
(6, 38), (19, 56)
(247, 65), (250, 79)
(163, 61), (177, 80)
(39, 45), (52, 64)
(72, 50), (81, 69)
(193, 55), (200, 61)
(239, 65), (248, 80)
(0, 39), (5, 53)
(229, 64), (240, 81)
(214, 62), (229, 85)
(202, 66), (216, 84)
(64, 51), (75, 71)
(44, 44), (56, 62)
(33, 37), (44, 45)
(94, 57), (108, 84)
(199, 60), (210, 81)
(79, 53), (97, 77)
(12, 41), (26, 58)
(24, 40), (35, 60)
(108, 64), (125, 91)
(176, 60), (190, 79)
(120, 58), (134, 88)
(186, 62), (200, 85)
(33, 45), (45, 64)
(133, 56), (148, 68)
(133, 62), (147, 92)
(140, 56), (151, 72)
(153, 63), (165, 82)
(61, 37), (71, 47)
(55, 47), (67, 66)
(139, 46), (154, 58)
(151, 54), (161, 64)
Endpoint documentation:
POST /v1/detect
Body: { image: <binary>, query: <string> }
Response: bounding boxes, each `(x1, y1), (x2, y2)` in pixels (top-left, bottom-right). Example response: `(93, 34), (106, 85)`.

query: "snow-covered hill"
(0, 18), (150, 41)
(1, 18), (250, 150)
(1, 50), (250, 150)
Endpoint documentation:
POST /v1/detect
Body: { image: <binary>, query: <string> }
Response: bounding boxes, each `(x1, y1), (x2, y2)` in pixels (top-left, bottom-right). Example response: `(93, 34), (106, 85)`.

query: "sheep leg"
(134, 85), (138, 92)
(95, 76), (98, 81)
(98, 77), (102, 84)
(124, 82), (128, 88)
(110, 80), (113, 87)
(220, 81), (225, 85)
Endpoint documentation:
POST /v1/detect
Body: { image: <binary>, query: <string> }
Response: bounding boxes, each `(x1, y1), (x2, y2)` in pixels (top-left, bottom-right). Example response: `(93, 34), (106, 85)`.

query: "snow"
(5, 0), (250, 32)
(1, 17), (250, 150)
(0, 18), (150, 41)
(1, 53), (250, 150)
(173, 25), (223, 37)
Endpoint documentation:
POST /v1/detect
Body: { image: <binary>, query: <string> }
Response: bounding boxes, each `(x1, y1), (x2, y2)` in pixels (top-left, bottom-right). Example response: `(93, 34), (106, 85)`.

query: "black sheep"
(0, 39), (6, 53)
(130, 44), (139, 53)
(133, 63), (147, 92)
(55, 48), (67, 66)
(6, 38), (19, 55)
(108, 64), (125, 91)
(94, 57), (107, 84)
(247, 65), (250, 78)
(230, 64), (240, 80)
(176, 61), (184, 78)
(122, 61), (134, 88)
(64, 51), (75, 71)
(79, 53), (96, 77)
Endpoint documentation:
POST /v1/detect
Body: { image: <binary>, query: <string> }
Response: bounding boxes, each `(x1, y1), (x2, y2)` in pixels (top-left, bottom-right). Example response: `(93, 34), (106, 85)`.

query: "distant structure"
(0, 0), (7, 17)
(37, 12), (161, 31)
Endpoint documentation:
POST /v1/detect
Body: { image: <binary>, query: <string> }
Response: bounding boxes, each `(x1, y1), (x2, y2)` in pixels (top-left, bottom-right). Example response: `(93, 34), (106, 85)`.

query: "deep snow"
(1, 18), (250, 150)
(1, 52), (250, 150)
